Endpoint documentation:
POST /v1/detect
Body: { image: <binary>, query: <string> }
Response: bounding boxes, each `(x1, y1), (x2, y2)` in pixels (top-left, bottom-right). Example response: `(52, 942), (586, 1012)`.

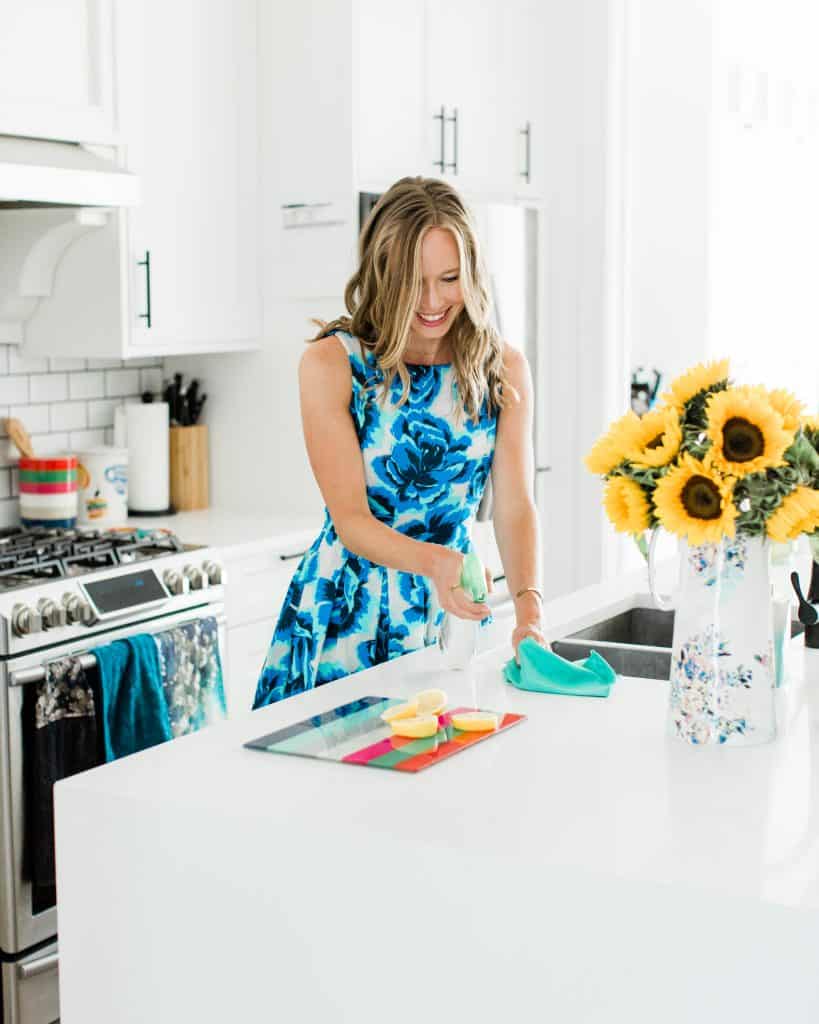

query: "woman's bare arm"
(490, 344), (546, 649)
(299, 337), (489, 621)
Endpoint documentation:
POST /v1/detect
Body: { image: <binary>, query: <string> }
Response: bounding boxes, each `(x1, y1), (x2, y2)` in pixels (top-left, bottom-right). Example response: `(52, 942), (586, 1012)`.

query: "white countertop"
(54, 572), (819, 1023)
(126, 506), (322, 558)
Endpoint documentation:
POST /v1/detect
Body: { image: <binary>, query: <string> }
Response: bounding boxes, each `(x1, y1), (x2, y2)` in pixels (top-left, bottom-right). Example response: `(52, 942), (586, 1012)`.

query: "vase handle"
(648, 526), (675, 611)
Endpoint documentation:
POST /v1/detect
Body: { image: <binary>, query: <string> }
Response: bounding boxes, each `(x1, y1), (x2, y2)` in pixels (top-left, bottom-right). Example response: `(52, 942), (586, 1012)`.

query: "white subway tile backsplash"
(87, 358), (123, 369)
(8, 351), (48, 374)
(0, 343), (166, 526)
(31, 432), (69, 455)
(0, 500), (19, 529)
(50, 401), (87, 432)
(30, 374), (68, 403)
(105, 369), (140, 397)
(140, 367), (163, 395)
(0, 377), (29, 405)
(10, 404), (50, 434)
(48, 357), (87, 372)
(87, 399), (121, 429)
(69, 372), (105, 400)
(69, 428), (105, 449)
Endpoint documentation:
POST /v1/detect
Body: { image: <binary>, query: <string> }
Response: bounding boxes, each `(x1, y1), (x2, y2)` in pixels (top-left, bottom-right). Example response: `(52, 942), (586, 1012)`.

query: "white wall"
(709, 0), (819, 408)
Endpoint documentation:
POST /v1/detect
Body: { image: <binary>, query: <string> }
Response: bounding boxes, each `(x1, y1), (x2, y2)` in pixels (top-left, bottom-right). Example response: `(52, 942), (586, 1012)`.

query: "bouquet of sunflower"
(585, 359), (819, 550)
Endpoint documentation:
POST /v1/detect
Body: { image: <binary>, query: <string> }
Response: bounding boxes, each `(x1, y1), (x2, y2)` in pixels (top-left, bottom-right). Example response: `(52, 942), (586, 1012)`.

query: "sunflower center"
(681, 476), (722, 520)
(645, 434), (665, 450)
(722, 417), (764, 463)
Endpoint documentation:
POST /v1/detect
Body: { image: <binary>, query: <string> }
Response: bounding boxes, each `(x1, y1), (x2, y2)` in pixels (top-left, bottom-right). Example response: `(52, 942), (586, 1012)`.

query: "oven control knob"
(62, 593), (94, 626)
(163, 569), (188, 595)
(202, 560), (224, 585)
(11, 603), (42, 638)
(183, 564), (207, 590)
(37, 598), (68, 630)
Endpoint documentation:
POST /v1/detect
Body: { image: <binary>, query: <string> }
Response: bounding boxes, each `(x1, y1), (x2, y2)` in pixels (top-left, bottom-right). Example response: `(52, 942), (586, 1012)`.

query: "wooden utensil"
(4, 418), (35, 459)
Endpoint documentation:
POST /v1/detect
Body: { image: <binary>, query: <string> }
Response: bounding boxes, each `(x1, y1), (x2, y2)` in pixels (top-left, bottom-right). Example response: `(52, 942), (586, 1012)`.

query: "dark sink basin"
(551, 607), (804, 680)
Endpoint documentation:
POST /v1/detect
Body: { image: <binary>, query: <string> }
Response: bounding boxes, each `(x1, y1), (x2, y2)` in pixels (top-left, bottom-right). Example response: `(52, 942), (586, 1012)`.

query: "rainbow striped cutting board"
(244, 696), (525, 773)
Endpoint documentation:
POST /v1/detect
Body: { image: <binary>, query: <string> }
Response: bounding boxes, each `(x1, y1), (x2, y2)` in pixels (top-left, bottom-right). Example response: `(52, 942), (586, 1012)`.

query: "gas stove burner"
(0, 525), (189, 593)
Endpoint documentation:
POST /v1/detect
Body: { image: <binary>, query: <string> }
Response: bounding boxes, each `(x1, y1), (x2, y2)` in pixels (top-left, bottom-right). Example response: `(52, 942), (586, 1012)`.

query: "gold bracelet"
(515, 586), (543, 603)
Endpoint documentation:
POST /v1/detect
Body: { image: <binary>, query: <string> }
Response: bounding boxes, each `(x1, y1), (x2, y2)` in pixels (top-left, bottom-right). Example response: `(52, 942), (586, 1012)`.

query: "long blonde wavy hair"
(310, 176), (515, 422)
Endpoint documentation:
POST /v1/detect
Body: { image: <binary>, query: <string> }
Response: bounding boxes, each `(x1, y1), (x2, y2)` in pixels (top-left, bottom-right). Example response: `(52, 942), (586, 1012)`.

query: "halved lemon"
(415, 688), (447, 716)
(380, 701), (419, 724)
(450, 712), (498, 732)
(390, 714), (439, 739)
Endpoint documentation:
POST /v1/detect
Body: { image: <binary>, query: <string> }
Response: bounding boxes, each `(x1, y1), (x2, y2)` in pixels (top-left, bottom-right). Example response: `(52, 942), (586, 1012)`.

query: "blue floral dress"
(252, 330), (498, 708)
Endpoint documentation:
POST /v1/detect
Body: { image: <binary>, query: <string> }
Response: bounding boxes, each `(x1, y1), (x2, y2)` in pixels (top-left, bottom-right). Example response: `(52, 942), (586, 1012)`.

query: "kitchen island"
(54, 569), (819, 1023)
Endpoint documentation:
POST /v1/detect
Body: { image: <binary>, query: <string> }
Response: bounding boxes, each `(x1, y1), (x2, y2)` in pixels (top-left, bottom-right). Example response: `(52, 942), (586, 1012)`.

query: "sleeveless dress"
(252, 330), (498, 708)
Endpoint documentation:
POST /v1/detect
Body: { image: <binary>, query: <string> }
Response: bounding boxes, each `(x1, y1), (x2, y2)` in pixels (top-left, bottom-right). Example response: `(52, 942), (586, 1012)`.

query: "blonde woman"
(253, 177), (545, 708)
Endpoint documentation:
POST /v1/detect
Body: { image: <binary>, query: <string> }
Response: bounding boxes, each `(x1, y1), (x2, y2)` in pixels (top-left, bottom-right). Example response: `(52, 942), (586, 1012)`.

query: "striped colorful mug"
(19, 455), (79, 528)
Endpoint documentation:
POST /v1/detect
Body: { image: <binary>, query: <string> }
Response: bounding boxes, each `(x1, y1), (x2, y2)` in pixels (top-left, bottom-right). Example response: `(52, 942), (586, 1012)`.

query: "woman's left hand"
(511, 621), (549, 664)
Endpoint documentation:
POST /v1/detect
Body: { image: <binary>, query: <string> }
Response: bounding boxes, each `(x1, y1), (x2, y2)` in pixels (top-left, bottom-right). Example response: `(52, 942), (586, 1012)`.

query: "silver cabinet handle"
(535, 465), (552, 473)
(18, 952), (59, 980)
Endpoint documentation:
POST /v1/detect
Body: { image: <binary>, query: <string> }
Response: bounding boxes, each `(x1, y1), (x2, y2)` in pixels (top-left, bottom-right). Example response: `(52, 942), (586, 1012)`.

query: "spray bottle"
(438, 551), (490, 670)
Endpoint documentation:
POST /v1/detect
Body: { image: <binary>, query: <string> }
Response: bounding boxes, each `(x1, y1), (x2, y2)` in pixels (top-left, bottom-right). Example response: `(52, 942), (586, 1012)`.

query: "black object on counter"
(162, 373), (207, 426)
(791, 564), (819, 649)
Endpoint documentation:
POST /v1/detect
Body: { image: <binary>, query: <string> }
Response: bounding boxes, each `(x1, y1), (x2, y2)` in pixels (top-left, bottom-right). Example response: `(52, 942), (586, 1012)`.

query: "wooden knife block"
(169, 424), (209, 511)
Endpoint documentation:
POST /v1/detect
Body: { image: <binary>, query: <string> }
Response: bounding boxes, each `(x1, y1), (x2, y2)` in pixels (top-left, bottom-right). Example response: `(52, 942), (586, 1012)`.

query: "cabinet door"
(0, 0), (115, 142)
(225, 619), (275, 719)
(425, 0), (507, 193)
(115, 0), (260, 355)
(355, 0), (427, 189)
(496, 0), (545, 197)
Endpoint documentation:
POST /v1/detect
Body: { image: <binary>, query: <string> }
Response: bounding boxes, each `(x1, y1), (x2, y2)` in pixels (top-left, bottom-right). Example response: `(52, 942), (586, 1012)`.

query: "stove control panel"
(0, 552), (225, 653)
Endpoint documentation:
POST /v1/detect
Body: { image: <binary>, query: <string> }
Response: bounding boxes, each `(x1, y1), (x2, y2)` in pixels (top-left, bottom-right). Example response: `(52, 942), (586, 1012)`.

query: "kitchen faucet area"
(1, 2), (819, 1022)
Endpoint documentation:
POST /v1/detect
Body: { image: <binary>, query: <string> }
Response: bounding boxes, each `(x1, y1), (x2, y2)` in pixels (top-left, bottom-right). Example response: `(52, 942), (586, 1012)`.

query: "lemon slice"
(390, 714), (439, 739)
(380, 701), (419, 723)
(414, 688), (447, 716)
(451, 711), (498, 732)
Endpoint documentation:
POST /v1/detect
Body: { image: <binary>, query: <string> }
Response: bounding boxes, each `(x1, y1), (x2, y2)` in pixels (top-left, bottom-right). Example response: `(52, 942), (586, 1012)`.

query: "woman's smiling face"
(411, 227), (464, 339)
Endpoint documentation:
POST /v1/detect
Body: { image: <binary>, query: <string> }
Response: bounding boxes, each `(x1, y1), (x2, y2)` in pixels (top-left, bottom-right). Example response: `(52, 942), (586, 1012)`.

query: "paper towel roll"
(124, 402), (170, 513)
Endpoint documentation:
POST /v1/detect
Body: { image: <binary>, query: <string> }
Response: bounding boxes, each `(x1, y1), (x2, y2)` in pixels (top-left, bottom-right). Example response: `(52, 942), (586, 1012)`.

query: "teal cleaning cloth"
(504, 637), (617, 698)
(92, 635), (172, 761)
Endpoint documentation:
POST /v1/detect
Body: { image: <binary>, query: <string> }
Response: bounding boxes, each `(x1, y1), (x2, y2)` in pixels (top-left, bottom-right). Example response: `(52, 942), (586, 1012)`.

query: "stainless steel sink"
(551, 607), (805, 680)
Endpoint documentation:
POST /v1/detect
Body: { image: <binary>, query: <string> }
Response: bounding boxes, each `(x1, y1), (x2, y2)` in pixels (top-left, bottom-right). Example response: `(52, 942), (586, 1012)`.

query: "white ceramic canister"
(76, 446), (129, 526)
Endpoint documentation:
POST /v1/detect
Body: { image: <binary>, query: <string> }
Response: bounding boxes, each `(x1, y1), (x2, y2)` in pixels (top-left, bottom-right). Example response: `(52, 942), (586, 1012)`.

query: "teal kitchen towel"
(504, 637), (617, 698)
(92, 635), (172, 760)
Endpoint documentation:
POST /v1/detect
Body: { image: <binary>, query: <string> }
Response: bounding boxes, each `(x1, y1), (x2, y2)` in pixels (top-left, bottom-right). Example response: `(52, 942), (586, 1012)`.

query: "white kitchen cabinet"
(21, 0), (261, 360)
(0, 0), (116, 143)
(222, 539), (308, 718)
(354, 0), (428, 189)
(225, 619), (274, 719)
(353, 0), (546, 199)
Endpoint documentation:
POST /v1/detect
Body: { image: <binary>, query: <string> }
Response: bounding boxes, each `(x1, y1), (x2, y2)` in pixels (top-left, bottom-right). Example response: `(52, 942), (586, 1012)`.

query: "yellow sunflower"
(705, 386), (794, 477)
(801, 414), (819, 434)
(603, 476), (650, 534)
(653, 453), (737, 544)
(626, 407), (682, 468)
(765, 388), (804, 433)
(661, 359), (730, 412)
(584, 411), (642, 475)
(766, 486), (819, 543)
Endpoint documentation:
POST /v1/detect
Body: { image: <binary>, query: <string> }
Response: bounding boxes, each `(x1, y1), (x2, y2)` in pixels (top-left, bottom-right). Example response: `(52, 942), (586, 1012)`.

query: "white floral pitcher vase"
(648, 529), (776, 747)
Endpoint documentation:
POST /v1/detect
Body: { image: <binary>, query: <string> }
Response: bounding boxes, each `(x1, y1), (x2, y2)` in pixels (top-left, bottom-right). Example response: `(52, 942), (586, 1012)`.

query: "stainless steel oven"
(0, 526), (227, 1023)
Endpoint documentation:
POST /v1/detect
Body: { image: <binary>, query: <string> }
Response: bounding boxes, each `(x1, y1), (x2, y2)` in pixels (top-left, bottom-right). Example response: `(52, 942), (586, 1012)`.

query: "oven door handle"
(18, 951), (59, 979)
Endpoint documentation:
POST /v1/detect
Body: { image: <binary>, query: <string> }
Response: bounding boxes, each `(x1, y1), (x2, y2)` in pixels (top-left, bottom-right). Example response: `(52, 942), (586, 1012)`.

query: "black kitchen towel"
(23, 656), (103, 902)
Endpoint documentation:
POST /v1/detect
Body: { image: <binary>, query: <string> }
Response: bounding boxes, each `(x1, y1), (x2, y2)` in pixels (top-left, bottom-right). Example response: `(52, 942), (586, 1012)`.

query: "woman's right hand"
(427, 546), (492, 621)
